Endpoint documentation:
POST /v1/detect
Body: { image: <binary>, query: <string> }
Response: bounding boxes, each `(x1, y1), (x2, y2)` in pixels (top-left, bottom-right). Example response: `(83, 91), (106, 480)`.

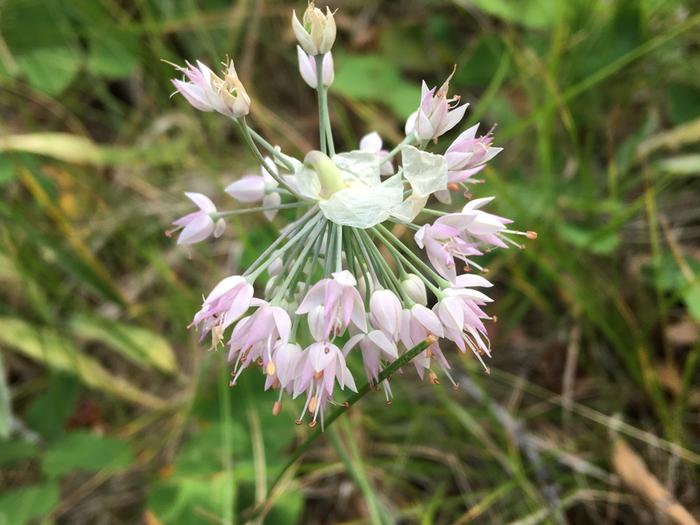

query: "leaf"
(87, 30), (140, 78)
(147, 474), (231, 525)
(0, 353), (11, 439)
(453, 0), (560, 29)
(0, 440), (39, 466)
(0, 155), (16, 186)
(70, 315), (178, 376)
(684, 283), (700, 324)
(15, 47), (82, 96)
(656, 154), (700, 176)
(0, 133), (103, 165)
(333, 55), (418, 119)
(0, 317), (168, 409)
(42, 431), (134, 478)
(25, 374), (80, 438)
(0, 483), (59, 525)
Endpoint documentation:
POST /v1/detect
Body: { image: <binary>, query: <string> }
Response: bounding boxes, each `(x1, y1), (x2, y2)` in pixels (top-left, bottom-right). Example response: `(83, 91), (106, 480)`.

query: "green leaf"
(42, 431), (134, 478)
(657, 154), (700, 176)
(15, 47), (82, 96)
(88, 30), (140, 78)
(0, 440), (40, 466)
(333, 54), (418, 119)
(0, 483), (59, 525)
(684, 282), (700, 323)
(70, 315), (178, 375)
(147, 474), (231, 525)
(454, 0), (561, 29)
(0, 317), (168, 409)
(667, 83), (700, 125)
(25, 374), (80, 439)
(0, 155), (16, 186)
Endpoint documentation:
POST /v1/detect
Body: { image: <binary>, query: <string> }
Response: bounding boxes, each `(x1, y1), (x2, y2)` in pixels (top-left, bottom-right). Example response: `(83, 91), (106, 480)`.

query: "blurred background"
(1, 0), (699, 523)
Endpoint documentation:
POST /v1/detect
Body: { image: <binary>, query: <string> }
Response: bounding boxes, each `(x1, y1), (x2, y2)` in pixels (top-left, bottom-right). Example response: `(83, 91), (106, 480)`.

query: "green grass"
(1, 0), (700, 523)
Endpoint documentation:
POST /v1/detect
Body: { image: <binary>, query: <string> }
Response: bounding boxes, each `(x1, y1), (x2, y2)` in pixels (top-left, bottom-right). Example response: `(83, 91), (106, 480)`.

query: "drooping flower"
(405, 74), (468, 142)
(293, 341), (357, 426)
(460, 197), (513, 248)
(292, 2), (337, 56)
(228, 303), (291, 384)
(172, 192), (225, 245)
(415, 215), (482, 283)
(343, 330), (398, 386)
(171, 60), (250, 118)
(400, 305), (452, 383)
(369, 289), (402, 341)
(297, 46), (334, 88)
(191, 275), (254, 344)
(296, 270), (367, 339)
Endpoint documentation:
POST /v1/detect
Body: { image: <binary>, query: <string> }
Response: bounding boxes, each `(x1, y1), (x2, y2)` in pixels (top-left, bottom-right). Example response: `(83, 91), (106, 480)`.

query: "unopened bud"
(292, 2), (337, 56)
(401, 273), (427, 306)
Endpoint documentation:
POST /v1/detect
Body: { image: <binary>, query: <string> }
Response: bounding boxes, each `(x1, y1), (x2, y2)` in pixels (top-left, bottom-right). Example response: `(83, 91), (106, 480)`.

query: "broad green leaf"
(16, 47), (82, 96)
(0, 483), (59, 525)
(70, 315), (178, 375)
(42, 431), (134, 478)
(0, 317), (168, 409)
(0, 354), (11, 439)
(333, 54), (418, 119)
(0, 133), (103, 165)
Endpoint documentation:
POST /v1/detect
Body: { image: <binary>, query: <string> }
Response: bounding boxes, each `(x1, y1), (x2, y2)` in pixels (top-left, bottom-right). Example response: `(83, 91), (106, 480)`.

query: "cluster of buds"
(168, 2), (534, 428)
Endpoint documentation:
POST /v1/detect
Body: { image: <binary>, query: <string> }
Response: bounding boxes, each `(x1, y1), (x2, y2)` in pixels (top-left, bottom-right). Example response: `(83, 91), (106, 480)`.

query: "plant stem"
(380, 132), (415, 165)
(315, 55), (335, 156)
(211, 202), (307, 219)
(247, 127), (295, 173)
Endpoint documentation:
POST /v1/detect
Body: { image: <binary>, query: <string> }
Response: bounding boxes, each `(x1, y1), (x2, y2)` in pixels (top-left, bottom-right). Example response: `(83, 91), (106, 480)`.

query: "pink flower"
(405, 74), (468, 142)
(265, 341), (303, 392)
(344, 330), (398, 385)
(461, 197), (513, 248)
(172, 192), (225, 245)
(171, 60), (251, 118)
(399, 305), (453, 383)
(297, 46), (334, 88)
(191, 275), (254, 344)
(369, 289), (402, 341)
(293, 341), (357, 426)
(225, 158), (282, 220)
(435, 287), (493, 371)
(359, 132), (393, 175)
(415, 215), (482, 283)
(445, 124), (502, 183)
(228, 304), (291, 384)
(296, 270), (367, 340)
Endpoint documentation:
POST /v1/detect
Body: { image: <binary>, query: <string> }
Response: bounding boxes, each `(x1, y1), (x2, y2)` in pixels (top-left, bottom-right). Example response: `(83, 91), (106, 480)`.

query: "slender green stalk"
(380, 132), (415, 164)
(247, 127), (295, 173)
(211, 202), (307, 219)
(315, 55), (335, 156)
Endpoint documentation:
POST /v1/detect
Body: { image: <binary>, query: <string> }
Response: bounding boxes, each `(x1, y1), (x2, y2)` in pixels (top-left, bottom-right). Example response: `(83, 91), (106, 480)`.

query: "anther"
(447, 183), (459, 192)
(428, 371), (440, 385)
(425, 335), (438, 344)
(526, 231), (538, 240)
(295, 419), (303, 426)
(309, 420), (317, 428)
(386, 399), (393, 406)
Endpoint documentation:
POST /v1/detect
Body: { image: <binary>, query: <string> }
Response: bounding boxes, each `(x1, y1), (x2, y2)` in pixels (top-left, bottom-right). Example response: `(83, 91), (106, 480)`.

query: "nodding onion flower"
(167, 3), (535, 429)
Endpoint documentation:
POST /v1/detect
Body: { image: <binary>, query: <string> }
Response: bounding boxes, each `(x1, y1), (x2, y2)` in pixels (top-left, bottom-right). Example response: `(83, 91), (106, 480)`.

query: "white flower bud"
(268, 258), (283, 277)
(401, 274), (427, 306)
(292, 2), (337, 56)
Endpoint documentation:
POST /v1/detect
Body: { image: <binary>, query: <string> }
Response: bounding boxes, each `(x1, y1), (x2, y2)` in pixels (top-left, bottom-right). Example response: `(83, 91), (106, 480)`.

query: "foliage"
(1, 0), (699, 523)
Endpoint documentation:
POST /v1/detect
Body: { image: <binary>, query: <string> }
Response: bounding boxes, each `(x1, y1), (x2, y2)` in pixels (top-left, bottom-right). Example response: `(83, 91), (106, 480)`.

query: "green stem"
(211, 202), (307, 219)
(380, 133), (415, 165)
(247, 126), (295, 173)
(315, 55), (335, 156)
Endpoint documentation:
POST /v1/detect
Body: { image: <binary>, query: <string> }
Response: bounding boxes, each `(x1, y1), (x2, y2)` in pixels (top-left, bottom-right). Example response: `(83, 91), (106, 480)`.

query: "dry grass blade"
(612, 440), (699, 525)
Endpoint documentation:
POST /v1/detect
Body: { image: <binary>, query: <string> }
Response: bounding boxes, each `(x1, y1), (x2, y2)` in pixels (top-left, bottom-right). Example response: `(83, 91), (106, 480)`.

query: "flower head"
(171, 60), (250, 118)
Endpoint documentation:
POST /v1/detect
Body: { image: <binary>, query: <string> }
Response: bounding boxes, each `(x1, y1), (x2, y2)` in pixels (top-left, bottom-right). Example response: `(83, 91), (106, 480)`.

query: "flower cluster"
(168, 2), (534, 428)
